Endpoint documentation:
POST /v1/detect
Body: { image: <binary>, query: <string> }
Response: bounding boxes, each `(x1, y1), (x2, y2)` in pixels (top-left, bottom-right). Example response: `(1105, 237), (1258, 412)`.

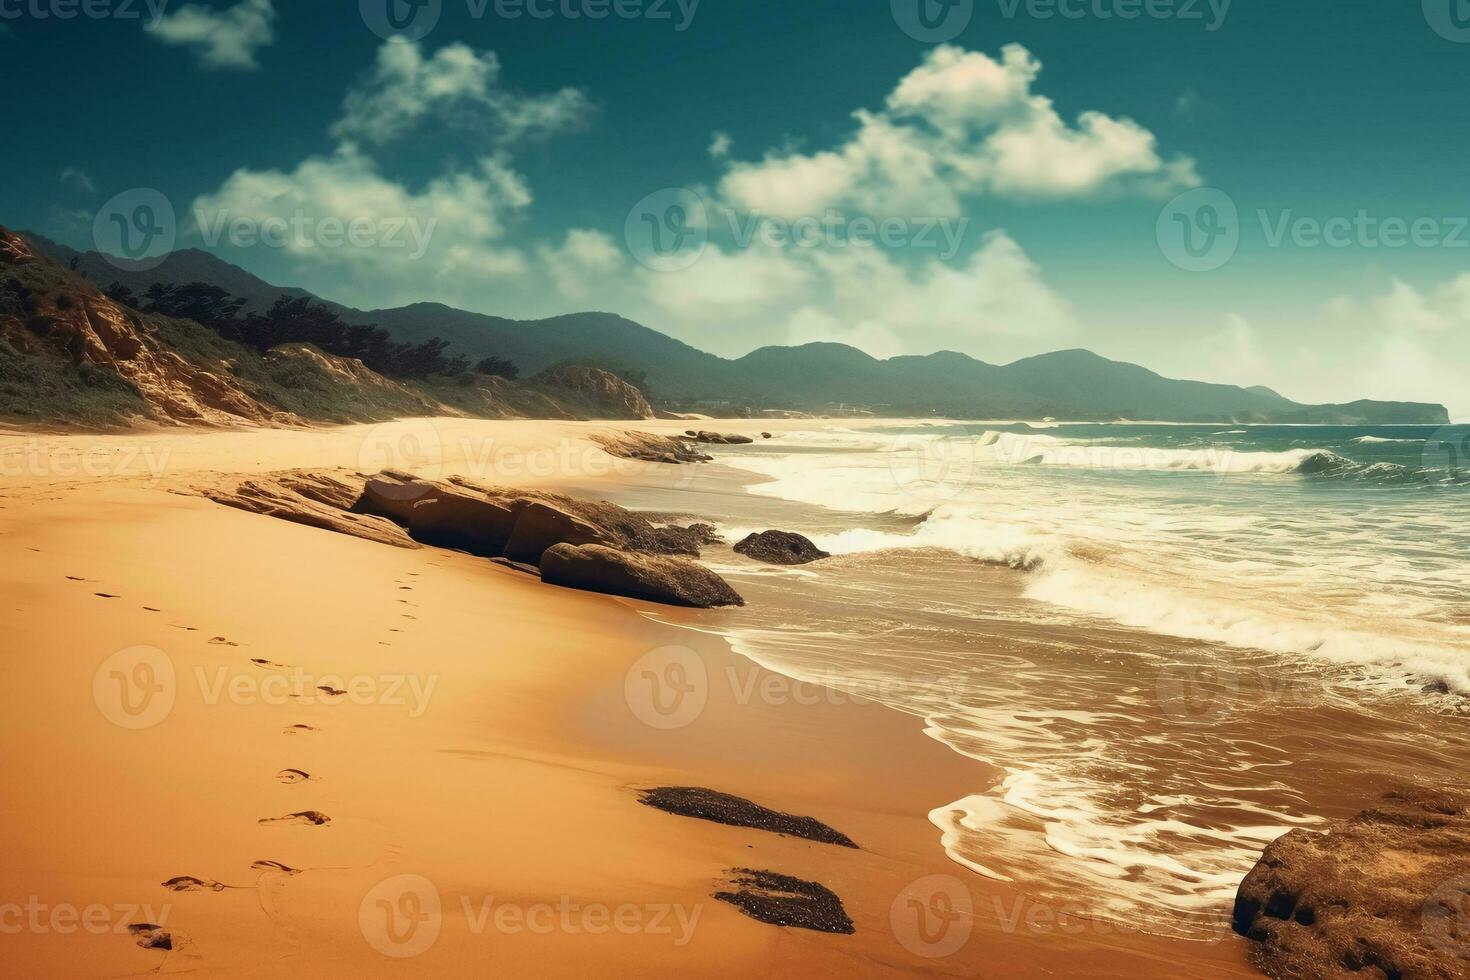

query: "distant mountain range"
(30, 235), (1449, 424)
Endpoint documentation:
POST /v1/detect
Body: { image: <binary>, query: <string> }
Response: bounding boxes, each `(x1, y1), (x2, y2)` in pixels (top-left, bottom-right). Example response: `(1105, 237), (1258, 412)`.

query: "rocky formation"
(714, 869), (854, 935)
(537, 365), (655, 420)
(203, 472), (417, 549)
(592, 430), (714, 464)
(639, 787), (856, 847)
(208, 469), (744, 608)
(1234, 786), (1470, 980)
(684, 430), (756, 445)
(539, 543), (745, 608)
(734, 530), (830, 566)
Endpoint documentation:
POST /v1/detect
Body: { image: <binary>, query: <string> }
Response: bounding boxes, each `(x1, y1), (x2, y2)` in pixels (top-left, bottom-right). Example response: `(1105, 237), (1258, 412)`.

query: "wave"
(1351, 435), (1420, 444)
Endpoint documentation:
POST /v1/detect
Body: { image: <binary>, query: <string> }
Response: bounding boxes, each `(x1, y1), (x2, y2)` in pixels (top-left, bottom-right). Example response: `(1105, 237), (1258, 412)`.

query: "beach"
(0, 418), (1268, 977)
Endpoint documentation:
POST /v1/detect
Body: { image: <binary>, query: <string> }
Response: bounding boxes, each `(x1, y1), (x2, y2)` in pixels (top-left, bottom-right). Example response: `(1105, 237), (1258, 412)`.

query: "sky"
(2, 0), (1468, 415)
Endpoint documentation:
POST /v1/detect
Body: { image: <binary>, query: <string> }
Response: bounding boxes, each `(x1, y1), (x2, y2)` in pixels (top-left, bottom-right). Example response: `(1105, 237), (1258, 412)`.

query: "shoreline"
(0, 418), (1260, 976)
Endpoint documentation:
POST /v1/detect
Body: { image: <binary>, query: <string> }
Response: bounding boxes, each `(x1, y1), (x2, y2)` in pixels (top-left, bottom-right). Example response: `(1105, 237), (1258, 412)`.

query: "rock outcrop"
(714, 869), (854, 935)
(639, 787), (857, 847)
(684, 430), (756, 445)
(203, 472), (418, 549)
(734, 530), (830, 566)
(537, 365), (655, 420)
(592, 430), (714, 464)
(1233, 786), (1470, 980)
(539, 543), (745, 608)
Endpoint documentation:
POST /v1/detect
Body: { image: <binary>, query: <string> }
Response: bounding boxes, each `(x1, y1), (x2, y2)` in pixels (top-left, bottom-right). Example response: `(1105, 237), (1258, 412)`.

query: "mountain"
(24, 233), (1450, 424)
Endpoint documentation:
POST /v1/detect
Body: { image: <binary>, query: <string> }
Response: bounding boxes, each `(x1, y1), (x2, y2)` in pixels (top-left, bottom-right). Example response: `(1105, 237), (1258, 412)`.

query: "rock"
(734, 530), (830, 566)
(407, 493), (519, 558)
(539, 544), (744, 608)
(761, 432), (772, 439)
(690, 430), (756, 445)
(503, 500), (617, 565)
(204, 472), (418, 549)
(535, 365), (654, 420)
(714, 869), (854, 935)
(592, 430), (713, 464)
(1233, 786), (1470, 980)
(356, 471), (438, 524)
(639, 787), (857, 847)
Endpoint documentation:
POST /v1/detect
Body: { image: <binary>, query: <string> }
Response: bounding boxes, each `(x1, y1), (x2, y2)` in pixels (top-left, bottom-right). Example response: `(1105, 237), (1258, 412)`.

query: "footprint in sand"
(143, 606), (161, 612)
(65, 575), (92, 582)
(259, 811), (331, 826)
(162, 876), (226, 892)
(251, 658), (290, 669)
(95, 593), (120, 599)
(208, 636), (239, 646)
(283, 724), (317, 735)
(316, 685), (346, 697)
(127, 923), (174, 950)
(170, 624), (199, 632)
(251, 860), (301, 875)
(276, 768), (311, 783)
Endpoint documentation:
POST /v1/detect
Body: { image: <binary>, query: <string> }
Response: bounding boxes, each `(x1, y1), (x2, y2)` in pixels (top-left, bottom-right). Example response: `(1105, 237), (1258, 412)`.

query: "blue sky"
(2, 0), (1468, 414)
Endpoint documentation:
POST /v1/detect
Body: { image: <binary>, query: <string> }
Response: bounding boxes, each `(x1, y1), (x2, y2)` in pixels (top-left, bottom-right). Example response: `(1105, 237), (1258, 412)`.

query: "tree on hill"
(473, 355), (519, 379)
(141, 282), (247, 327)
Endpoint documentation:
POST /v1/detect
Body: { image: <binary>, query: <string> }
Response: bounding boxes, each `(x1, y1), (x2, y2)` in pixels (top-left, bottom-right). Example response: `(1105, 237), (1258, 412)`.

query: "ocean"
(605, 421), (1470, 939)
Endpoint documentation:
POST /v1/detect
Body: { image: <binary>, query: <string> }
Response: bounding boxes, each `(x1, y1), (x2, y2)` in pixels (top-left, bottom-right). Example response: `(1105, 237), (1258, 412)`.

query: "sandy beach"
(0, 418), (1263, 977)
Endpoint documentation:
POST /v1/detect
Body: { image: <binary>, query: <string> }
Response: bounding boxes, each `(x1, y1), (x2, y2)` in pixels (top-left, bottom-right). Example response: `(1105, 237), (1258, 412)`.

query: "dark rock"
(734, 530), (830, 566)
(761, 432), (772, 439)
(593, 430), (713, 464)
(714, 869), (854, 934)
(639, 787), (857, 847)
(406, 492), (518, 557)
(502, 500), (616, 564)
(539, 544), (744, 608)
(691, 430), (756, 445)
(1233, 786), (1470, 980)
(1423, 679), (1453, 695)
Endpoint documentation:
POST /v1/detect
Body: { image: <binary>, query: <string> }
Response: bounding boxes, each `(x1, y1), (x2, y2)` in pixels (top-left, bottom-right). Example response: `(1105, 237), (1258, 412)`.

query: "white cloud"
(191, 145), (531, 284)
(333, 38), (591, 146)
(148, 0), (276, 71)
(538, 229), (625, 300)
(719, 44), (1197, 218)
(59, 167), (96, 193)
(708, 132), (733, 159)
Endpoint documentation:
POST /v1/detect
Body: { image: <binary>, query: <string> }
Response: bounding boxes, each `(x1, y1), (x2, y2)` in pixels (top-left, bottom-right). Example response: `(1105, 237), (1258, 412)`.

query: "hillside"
(0, 229), (655, 430)
(23, 233), (1450, 424)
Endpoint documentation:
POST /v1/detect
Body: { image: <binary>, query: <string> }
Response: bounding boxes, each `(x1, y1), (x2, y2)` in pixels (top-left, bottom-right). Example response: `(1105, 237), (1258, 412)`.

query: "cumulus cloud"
(538, 229), (626, 300)
(708, 132), (733, 159)
(719, 44), (1197, 218)
(148, 0), (276, 71)
(333, 38), (591, 146)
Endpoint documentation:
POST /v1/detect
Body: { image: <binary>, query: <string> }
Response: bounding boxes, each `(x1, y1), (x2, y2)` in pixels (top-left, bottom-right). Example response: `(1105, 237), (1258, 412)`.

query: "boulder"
(539, 544), (744, 608)
(734, 530), (830, 566)
(204, 473), (417, 550)
(408, 494), (519, 557)
(1234, 786), (1470, 980)
(691, 430), (756, 445)
(356, 471), (438, 523)
(503, 501), (617, 565)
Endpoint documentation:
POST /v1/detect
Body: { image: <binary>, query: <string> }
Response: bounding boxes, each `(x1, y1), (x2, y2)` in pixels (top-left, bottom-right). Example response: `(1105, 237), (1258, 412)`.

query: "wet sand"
(0, 418), (1260, 976)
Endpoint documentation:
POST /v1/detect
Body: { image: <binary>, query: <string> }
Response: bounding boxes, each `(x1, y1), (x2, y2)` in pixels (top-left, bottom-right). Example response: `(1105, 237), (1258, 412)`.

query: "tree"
(105, 282), (138, 307)
(473, 356), (519, 380)
(142, 282), (246, 327)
